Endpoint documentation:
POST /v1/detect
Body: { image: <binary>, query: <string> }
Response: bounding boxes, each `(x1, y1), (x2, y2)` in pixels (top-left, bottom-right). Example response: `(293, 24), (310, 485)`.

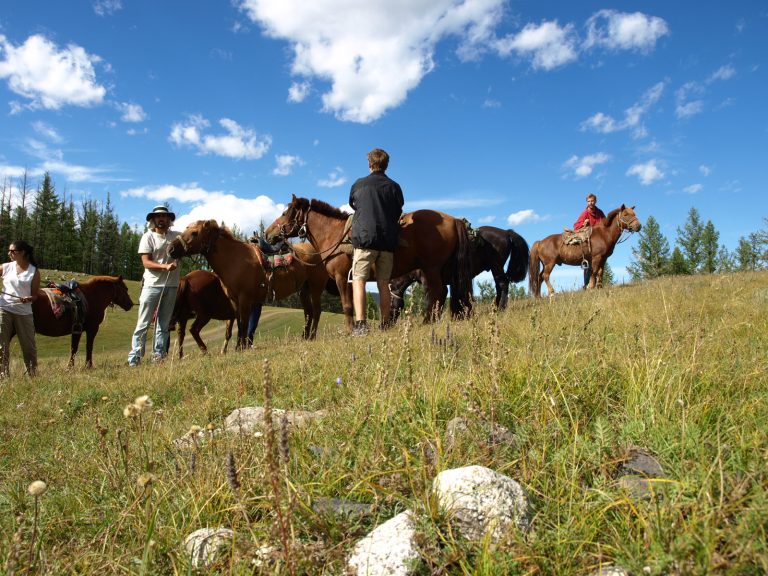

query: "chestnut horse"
(264, 195), (473, 329)
(169, 221), (332, 347)
(529, 205), (641, 297)
(32, 275), (134, 368)
(389, 225), (529, 320)
(170, 270), (235, 358)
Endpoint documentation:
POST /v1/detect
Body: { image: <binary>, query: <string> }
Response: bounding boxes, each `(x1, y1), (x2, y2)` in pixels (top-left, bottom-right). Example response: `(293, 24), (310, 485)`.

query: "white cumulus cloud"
(120, 183), (285, 234)
(169, 114), (272, 160)
(0, 34), (106, 110)
(581, 81), (664, 137)
(117, 102), (147, 123)
(273, 154), (303, 176)
(237, 0), (505, 123)
(584, 10), (669, 52)
(317, 167), (346, 188)
(564, 152), (610, 178)
(626, 160), (663, 185)
(507, 209), (546, 226)
(495, 20), (578, 70)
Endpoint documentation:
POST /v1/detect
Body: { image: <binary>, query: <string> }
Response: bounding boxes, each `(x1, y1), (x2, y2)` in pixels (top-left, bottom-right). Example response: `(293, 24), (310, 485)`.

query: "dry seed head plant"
(0, 271), (766, 574)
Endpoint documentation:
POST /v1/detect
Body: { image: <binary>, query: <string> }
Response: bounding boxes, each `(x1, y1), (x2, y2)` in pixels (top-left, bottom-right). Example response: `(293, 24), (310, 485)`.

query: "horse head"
(265, 194), (311, 243)
(113, 276), (134, 311)
(617, 205), (642, 232)
(169, 220), (221, 258)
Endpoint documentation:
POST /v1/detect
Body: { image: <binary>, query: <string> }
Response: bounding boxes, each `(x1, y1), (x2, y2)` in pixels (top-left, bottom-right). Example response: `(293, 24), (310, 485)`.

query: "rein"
(615, 209), (639, 244)
(281, 205), (350, 262)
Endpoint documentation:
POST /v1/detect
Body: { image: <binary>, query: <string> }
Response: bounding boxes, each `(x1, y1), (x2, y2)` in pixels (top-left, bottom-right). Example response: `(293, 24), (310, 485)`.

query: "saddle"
(250, 235), (294, 270)
(43, 280), (88, 334)
(562, 225), (593, 246)
(343, 213), (410, 255)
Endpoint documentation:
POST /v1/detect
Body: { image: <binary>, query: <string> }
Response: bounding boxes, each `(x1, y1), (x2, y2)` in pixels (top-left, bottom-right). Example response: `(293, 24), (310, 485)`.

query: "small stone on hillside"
(346, 510), (421, 576)
(184, 527), (234, 568)
(224, 406), (326, 435)
(618, 448), (664, 478)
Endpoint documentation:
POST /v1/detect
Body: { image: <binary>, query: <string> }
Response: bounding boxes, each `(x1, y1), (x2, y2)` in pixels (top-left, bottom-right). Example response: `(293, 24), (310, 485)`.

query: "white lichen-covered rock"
(587, 566), (631, 576)
(184, 527), (234, 568)
(346, 510), (421, 576)
(224, 406), (326, 435)
(432, 465), (531, 542)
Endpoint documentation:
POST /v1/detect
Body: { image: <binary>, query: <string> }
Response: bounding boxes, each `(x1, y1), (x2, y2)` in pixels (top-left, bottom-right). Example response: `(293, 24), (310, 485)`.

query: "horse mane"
(83, 275), (118, 283)
(310, 198), (350, 220)
(601, 206), (624, 227)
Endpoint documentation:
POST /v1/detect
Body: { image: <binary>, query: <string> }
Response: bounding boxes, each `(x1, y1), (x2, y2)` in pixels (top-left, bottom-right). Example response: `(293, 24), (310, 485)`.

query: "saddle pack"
(562, 225), (593, 246)
(43, 280), (88, 334)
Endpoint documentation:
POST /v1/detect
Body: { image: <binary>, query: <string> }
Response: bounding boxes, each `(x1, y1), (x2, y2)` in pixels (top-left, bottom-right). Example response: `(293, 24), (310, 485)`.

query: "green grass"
(1, 271), (766, 574)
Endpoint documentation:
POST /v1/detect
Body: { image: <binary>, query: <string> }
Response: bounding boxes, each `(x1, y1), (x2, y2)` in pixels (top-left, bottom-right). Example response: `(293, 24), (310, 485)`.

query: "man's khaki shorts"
(351, 248), (394, 280)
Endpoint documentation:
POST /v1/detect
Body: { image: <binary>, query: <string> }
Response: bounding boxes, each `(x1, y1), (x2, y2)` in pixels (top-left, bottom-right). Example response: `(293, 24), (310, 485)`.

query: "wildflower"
(28, 481), (47, 496)
(123, 403), (140, 418)
(336, 377), (342, 385)
(206, 423), (216, 431)
(189, 425), (202, 435)
(134, 395), (153, 411)
(101, 396), (109, 401)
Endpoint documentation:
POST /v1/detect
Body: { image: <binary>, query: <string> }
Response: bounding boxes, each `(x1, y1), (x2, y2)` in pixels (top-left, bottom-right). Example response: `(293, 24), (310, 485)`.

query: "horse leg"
(308, 284), (323, 340)
(422, 270), (445, 322)
(542, 263), (556, 296)
(190, 316), (209, 355)
(222, 319), (233, 353)
(177, 318), (187, 359)
(493, 267), (509, 310)
(336, 275), (354, 333)
(298, 284), (312, 340)
(69, 332), (83, 368)
(84, 330), (96, 369)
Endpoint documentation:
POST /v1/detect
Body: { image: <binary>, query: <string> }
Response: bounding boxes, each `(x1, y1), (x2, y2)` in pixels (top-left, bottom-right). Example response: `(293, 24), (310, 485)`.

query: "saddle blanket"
(266, 253), (293, 270)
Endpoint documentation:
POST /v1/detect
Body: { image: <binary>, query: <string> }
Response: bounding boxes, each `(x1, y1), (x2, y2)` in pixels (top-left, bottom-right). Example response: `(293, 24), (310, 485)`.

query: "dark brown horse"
(529, 205), (641, 297)
(389, 225), (529, 320)
(169, 222), (332, 347)
(170, 270), (235, 358)
(32, 275), (134, 368)
(264, 195), (473, 329)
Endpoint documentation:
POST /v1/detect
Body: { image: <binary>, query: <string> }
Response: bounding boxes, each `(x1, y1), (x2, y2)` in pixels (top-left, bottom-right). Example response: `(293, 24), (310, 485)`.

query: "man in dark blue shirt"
(349, 148), (404, 335)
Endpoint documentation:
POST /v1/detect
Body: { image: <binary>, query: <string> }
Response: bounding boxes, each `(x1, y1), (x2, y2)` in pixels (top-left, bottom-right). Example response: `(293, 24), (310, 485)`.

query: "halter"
(615, 209), (640, 244)
(276, 203), (349, 262)
(175, 226), (219, 257)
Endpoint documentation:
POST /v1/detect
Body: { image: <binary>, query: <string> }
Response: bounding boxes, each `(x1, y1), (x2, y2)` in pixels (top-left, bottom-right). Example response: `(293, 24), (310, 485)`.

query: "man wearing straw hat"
(127, 205), (180, 366)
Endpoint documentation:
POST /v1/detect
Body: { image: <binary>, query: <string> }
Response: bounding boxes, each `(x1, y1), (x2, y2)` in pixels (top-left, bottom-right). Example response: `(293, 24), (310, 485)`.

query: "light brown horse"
(529, 205), (641, 297)
(264, 195), (473, 329)
(168, 221), (332, 347)
(32, 275), (134, 368)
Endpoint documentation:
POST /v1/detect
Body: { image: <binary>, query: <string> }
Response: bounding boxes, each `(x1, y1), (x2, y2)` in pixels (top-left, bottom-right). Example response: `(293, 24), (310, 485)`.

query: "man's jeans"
(127, 285), (177, 365)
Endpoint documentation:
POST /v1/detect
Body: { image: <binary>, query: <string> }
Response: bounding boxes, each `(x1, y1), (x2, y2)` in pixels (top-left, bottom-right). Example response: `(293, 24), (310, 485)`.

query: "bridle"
(274, 203), (350, 261)
(616, 209), (640, 243)
(174, 225), (220, 257)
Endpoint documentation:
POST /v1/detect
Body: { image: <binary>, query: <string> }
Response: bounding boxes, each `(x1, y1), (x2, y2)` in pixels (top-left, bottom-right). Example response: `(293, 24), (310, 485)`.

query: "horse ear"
(631, 205), (636, 210)
(292, 193), (297, 202)
(620, 204), (626, 210)
(117, 275), (123, 281)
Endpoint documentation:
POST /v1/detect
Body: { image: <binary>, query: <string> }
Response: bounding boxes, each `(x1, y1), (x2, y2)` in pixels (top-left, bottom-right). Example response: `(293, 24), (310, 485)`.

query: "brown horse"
(168, 221), (332, 347)
(529, 205), (641, 297)
(264, 195), (473, 328)
(389, 225), (529, 320)
(170, 270), (235, 358)
(32, 275), (134, 368)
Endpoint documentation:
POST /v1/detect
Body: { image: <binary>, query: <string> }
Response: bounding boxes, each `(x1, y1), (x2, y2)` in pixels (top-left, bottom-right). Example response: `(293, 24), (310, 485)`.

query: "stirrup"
(581, 259), (590, 270)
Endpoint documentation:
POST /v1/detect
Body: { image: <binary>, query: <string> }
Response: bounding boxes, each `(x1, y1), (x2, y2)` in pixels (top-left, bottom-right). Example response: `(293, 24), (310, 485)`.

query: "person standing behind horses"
(127, 205), (180, 366)
(0, 240), (41, 378)
(574, 193), (607, 288)
(349, 148), (404, 335)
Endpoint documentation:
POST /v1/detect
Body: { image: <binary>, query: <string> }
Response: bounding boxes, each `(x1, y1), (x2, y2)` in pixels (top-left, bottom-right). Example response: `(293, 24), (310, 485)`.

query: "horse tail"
(529, 240), (541, 297)
(505, 229), (530, 283)
(170, 277), (191, 330)
(449, 218), (473, 317)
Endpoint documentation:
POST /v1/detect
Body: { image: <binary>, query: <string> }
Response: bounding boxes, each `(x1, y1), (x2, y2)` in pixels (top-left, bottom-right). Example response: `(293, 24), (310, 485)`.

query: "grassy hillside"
(1, 271), (766, 574)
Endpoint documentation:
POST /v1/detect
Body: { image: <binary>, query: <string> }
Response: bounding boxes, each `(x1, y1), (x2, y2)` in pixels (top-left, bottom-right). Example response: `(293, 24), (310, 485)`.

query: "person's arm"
(141, 253), (177, 272)
(574, 210), (588, 229)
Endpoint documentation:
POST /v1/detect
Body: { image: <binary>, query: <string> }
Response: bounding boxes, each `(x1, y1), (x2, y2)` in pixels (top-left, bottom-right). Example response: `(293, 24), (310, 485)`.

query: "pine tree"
(676, 207), (704, 273)
(96, 194), (120, 275)
(628, 215), (670, 280)
(700, 220), (720, 273)
(736, 235), (760, 271)
(717, 245), (736, 273)
(602, 261), (616, 285)
(78, 199), (101, 274)
(669, 246), (690, 275)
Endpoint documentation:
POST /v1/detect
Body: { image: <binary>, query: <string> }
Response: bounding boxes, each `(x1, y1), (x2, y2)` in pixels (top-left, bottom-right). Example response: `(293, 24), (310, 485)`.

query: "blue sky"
(1, 0), (766, 292)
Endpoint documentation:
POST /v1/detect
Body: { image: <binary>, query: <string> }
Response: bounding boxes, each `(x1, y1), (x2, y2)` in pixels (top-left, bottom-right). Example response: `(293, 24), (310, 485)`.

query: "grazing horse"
(529, 205), (641, 297)
(264, 195), (473, 329)
(389, 225), (529, 320)
(169, 221), (332, 347)
(32, 275), (134, 368)
(170, 270), (235, 358)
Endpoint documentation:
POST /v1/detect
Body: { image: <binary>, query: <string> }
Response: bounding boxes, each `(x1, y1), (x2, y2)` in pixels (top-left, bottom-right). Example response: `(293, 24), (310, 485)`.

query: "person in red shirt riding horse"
(574, 193), (606, 288)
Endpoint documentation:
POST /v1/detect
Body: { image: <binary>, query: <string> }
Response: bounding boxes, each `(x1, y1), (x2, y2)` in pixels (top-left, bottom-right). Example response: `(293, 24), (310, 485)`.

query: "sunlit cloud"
(117, 102), (147, 123)
(584, 10), (669, 52)
(581, 82), (664, 137)
(507, 209), (547, 225)
(683, 183), (703, 194)
(564, 152), (610, 178)
(626, 159), (664, 185)
(169, 114), (272, 160)
(32, 121), (63, 143)
(317, 167), (346, 188)
(0, 34), (106, 110)
(288, 81), (310, 103)
(495, 20), (578, 70)
(93, 0), (122, 16)
(273, 154), (303, 176)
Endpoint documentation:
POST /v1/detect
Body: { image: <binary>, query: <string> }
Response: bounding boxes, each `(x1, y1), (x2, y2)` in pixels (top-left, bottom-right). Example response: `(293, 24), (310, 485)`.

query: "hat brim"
(146, 212), (176, 221)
